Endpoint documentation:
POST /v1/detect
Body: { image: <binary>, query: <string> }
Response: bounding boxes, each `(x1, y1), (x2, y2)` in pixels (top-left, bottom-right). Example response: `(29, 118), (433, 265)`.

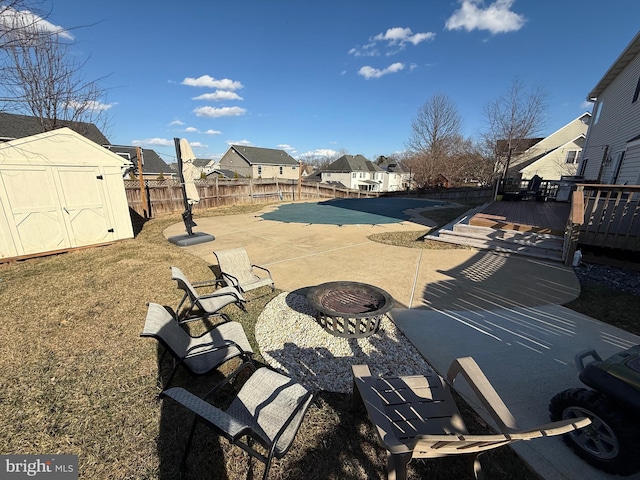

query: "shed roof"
(588, 31), (640, 101)
(230, 145), (298, 166)
(0, 128), (130, 167)
(0, 112), (110, 145)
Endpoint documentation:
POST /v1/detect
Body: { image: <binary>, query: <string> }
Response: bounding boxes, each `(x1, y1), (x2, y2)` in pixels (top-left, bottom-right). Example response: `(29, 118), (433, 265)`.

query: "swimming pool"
(259, 197), (450, 225)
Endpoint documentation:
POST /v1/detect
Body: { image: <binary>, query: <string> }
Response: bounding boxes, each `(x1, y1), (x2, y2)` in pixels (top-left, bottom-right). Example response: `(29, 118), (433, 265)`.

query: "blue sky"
(20, 1), (640, 163)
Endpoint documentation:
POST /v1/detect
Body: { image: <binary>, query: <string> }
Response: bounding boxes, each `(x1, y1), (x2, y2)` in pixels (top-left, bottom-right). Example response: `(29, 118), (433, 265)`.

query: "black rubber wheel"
(549, 388), (640, 476)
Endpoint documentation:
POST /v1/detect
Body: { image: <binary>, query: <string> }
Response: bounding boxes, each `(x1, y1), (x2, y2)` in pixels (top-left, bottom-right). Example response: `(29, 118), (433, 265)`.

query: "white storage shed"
(0, 128), (134, 261)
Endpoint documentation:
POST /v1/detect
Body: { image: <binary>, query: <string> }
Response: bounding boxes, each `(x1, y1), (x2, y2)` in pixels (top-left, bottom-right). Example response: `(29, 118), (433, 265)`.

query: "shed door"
(55, 167), (114, 247)
(0, 166), (70, 256)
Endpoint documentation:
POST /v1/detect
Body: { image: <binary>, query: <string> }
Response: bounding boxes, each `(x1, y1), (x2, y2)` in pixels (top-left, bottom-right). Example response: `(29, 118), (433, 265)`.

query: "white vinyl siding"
(581, 51), (640, 182)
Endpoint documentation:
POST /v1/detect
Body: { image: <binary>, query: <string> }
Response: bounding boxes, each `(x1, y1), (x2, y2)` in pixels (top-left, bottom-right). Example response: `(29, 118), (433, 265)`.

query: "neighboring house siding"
(520, 136), (584, 180)
(620, 141), (640, 185)
(581, 42), (640, 183)
(253, 163), (299, 179)
(510, 113), (590, 179)
(219, 149), (252, 177)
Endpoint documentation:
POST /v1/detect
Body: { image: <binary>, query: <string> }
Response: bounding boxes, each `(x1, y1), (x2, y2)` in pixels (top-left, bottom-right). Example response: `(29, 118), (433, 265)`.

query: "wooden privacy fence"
(124, 178), (379, 217)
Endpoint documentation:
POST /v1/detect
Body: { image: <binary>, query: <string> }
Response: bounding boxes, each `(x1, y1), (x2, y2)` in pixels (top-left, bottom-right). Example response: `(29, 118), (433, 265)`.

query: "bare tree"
(405, 94), (463, 187)
(0, 0), (48, 49)
(0, 3), (110, 132)
(482, 77), (547, 182)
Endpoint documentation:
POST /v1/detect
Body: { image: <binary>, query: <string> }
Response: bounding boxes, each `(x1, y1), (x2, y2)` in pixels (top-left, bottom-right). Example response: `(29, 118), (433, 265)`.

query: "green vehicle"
(550, 345), (640, 475)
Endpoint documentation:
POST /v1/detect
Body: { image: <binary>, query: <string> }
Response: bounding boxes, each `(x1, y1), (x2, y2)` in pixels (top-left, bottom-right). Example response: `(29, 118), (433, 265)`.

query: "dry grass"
(0, 203), (541, 479)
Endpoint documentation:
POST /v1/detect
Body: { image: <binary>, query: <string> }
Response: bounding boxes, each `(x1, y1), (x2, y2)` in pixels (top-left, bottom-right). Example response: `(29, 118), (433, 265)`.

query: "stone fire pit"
(306, 281), (394, 338)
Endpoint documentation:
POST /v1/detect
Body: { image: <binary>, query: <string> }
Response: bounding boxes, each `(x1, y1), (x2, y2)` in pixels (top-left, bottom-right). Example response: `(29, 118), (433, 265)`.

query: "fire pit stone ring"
(306, 281), (394, 338)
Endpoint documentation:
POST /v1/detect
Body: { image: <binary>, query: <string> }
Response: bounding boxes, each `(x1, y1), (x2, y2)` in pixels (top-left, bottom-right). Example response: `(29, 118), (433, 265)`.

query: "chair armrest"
(252, 264), (273, 279)
(161, 387), (250, 441)
(182, 339), (251, 360)
(200, 288), (245, 303)
(203, 360), (257, 400)
(446, 356), (519, 433)
(191, 279), (218, 288)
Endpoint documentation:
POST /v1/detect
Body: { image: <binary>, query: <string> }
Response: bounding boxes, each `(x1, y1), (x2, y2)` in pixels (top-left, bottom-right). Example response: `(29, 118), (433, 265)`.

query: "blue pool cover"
(259, 197), (450, 225)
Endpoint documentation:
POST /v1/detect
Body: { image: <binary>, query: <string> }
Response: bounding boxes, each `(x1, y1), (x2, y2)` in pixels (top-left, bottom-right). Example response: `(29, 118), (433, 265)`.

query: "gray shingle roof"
(0, 112), (110, 145)
(231, 145), (298, 166)
(325, 154), (382, 173)
(104, 145), (173, 174)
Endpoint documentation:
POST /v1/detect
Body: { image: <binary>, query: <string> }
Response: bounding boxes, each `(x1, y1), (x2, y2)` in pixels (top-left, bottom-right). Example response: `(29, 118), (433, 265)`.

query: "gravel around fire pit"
(255, 292), (433, 393)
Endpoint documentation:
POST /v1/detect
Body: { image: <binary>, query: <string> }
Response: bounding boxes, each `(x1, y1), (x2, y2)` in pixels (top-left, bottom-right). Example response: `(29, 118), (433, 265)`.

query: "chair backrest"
(141, 302), (190, 356)
(170, 266), (198, 299)
(214, 248), (255, 285)
(230, 367), (313, 457)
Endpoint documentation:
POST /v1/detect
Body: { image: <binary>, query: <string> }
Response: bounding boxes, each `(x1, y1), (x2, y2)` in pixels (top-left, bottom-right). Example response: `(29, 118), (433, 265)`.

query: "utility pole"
(297, 160), (302, 201)
(136, 146), (148, 218)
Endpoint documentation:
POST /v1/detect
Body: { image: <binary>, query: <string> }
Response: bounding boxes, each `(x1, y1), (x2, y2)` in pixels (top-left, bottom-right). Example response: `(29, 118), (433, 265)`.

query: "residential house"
(320, 154), (384, 191)
(516, 112), (591, 180)
(219, 145), (299, 179)
(578, 31), (640, 185)
(0, 112), (110, 145)
(105, 145), (174, 179)
(375, 157), (410, 191)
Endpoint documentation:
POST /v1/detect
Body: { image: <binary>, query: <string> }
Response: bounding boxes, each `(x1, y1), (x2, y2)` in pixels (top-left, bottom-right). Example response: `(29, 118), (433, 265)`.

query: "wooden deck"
(469, 200), (570, 236)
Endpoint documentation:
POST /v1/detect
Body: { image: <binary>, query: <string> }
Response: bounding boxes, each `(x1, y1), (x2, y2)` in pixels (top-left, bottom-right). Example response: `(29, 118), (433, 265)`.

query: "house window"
(257, 166), (262, 176)
(593, 101), (604, 124)
(279, 166), (283, 175)
(633, 77), (640, 103)
(352, 172), (356, 178)
(565, 151), (579, 164)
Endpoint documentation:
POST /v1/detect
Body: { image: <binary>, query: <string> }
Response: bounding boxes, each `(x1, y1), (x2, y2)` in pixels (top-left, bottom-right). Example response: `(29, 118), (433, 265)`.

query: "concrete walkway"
(163, 203), (640, 479)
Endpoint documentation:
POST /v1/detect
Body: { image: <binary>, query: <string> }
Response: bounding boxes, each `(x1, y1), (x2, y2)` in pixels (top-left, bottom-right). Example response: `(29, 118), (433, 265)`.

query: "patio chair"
(171, 266), (246, 323)
(161, 362), (314, 480)
(141, 302), (253, 390)
(352, 358), (591, 480)
(213, 247), (275, 295)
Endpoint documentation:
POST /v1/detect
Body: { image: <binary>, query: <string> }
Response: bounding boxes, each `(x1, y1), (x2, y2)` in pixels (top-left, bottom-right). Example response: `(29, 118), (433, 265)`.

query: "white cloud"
(132, 138), (174, 147)
(68, 100), (115, 112)
(168, 120), (185, 126)
(0, 8), (74, 40)
(192, 91), (244, 101)
(299, 149), (339, 159)
(182, 75), (243, 91)
(445, 0), (526, 34)
(193, 106), (247, 118)
(227, 139), (252, 146)
(189, 142), (207, 148)
(350, 27), (435, 56)
(373, 27), (435, 47)
(204, 129), (222, 135)
(185, 127), (198, 132)
(358, 63), (405, 79)
(581, 100), (594, 110)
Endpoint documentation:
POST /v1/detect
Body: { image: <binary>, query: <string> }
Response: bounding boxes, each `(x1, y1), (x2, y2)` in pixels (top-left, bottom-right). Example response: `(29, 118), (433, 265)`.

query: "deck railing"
(563, 184), (640, 264)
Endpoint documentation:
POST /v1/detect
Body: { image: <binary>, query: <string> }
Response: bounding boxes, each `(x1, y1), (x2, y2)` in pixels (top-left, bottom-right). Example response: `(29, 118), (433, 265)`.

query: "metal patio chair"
(171, 266), (246, 323)
(161, 362), (314, 480)
(141, 302), (253, 390)
(213, 247), (274, 295)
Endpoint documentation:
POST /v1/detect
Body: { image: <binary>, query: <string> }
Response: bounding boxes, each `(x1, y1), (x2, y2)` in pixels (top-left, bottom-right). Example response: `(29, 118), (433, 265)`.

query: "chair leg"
(179, 417), (199, 478)
(386, 451), (411, 480)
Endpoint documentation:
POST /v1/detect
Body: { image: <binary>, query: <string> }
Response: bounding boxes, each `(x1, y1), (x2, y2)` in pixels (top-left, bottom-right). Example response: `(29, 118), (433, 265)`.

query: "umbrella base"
(168, 232), (215, 247)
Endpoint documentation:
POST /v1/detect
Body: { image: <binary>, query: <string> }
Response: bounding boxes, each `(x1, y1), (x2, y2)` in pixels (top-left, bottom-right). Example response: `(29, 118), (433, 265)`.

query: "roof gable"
(230, 145), (298, 166)
(0, 112), (110, 145)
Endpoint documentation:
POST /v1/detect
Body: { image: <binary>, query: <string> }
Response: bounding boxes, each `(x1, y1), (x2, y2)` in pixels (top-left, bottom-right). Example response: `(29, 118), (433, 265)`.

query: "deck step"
(426, 205), (565, 262)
